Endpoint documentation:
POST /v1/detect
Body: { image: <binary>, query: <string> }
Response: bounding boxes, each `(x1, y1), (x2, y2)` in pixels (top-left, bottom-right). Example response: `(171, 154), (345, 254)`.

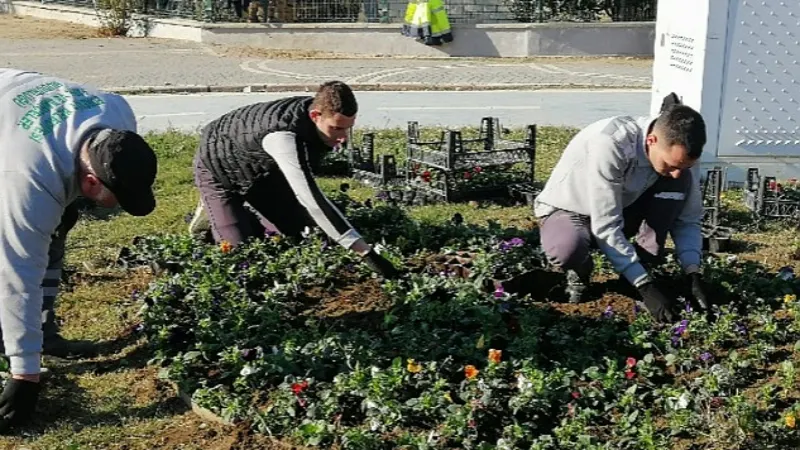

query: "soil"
(0, 15), (101, 39)
(151, 415), (300, 450)
(293, 258), (646, 337)
(131, 366), (170, 405)
(544, 293), (640, 323)
(295, 252), (649, 329)
(302, 276), (393, 322)
(416, 251), (645, 323)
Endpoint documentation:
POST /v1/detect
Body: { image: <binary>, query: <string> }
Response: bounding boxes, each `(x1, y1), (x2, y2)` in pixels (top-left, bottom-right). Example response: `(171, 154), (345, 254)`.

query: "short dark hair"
(654, 104), (707, 159)
(311, 81), (358, 117)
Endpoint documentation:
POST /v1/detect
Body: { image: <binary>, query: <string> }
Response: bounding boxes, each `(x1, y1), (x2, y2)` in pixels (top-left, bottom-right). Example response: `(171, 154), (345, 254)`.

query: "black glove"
(0, 379), (41, 433)
(688, 272), (710, 311)
(637, 282), (678, 322)
(362, 249), (400, 279)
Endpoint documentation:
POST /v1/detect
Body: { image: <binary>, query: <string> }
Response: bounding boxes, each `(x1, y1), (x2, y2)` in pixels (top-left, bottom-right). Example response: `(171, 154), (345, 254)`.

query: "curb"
(107, 82), (651, 95)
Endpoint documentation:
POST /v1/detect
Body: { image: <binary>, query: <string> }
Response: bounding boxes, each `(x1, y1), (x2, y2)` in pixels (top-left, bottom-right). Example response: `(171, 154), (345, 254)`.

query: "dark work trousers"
(539, 170), (694, 283)
(42, 200), (80, 340)
(193, 153), (314, 246)
(0, 201), (79, 355)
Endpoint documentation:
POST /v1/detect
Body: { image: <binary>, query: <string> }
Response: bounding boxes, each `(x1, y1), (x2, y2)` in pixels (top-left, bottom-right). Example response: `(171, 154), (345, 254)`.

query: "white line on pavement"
(348, 67), (419, 83)
(366, 68), (432, 83)
(240, 60), (328, 80)
(253, 62), (326, 80)
(527, 63), (562, 74)
(377, 106), (542, 111)
(138, 112), (207, 118)
(542, 64), (573, 74)
(120, 89), (651, 99)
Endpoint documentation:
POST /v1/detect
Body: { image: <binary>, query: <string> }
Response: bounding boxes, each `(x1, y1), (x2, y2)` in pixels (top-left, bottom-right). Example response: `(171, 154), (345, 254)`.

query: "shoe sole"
(188, 199), (210, 236)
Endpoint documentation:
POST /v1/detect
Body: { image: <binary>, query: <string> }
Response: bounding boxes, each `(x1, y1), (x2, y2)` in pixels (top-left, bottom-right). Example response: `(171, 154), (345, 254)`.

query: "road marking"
(121, 89), (650, 100)
(543, 64), (573, 74)
(240, 60), (329, 80)
(139, 112), (206, 118)
(366, 68), (431, 83)
(348, 67), (420, 83)
(253, 61), (326, 79)
(377, 106), (542, 111)
(240, 59), (269, 75)
(235, 59), (651, 85)
(528, 63), (562, 74)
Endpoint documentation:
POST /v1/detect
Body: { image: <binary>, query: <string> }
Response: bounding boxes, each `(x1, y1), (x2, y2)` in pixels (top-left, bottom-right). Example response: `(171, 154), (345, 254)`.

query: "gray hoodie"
(0, 68), (137, 375)
(533, 115), (704, 286)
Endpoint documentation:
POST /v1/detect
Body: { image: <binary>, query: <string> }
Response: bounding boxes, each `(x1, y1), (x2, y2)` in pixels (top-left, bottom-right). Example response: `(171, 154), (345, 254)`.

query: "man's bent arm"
(262, 132), (368, 252)
(670, 166), (704, 274)
(587, 137), (650, 287)
(0, 173), (62, 377)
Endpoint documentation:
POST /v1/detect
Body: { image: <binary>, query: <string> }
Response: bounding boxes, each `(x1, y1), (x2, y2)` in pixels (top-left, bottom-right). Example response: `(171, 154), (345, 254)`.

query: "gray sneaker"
(565, 270), (588, 303)
(188, 199), (210, 238)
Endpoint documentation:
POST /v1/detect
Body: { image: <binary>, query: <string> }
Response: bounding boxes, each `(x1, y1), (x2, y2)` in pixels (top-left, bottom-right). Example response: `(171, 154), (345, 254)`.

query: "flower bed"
(127, 194), (800, 449)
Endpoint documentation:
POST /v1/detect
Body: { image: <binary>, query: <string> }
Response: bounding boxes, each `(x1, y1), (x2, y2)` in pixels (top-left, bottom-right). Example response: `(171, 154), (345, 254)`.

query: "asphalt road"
(128, 89), (652, 133)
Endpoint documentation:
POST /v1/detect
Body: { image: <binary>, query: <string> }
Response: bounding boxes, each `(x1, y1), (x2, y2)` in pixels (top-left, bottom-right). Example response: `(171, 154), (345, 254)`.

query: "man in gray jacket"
(0, 68), (158, 432)
(533, 103), (709, 322)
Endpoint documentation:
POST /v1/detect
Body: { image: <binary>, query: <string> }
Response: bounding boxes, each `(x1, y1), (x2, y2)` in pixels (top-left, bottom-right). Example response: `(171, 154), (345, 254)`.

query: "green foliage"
(33, 127), (800, 449)
(129, 189), (800, 449)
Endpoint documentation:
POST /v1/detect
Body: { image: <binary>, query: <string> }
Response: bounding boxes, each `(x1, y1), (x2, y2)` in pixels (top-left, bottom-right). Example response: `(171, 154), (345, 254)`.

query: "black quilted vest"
(198, 96), (332, 194)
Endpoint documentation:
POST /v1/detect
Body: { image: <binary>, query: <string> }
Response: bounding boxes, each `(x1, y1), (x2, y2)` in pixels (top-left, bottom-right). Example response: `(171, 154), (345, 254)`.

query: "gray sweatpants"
(539, 170), (694, 282)
(0, 200), (82, 356)
(41, 201), (80, 339)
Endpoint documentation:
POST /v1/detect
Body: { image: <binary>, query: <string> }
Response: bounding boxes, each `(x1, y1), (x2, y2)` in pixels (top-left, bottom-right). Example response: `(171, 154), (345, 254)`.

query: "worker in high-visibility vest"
(402, 0), (453, 46)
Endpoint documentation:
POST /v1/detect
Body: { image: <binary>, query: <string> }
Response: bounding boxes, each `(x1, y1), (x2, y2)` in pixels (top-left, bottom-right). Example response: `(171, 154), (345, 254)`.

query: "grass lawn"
(1, 125), (799, 450)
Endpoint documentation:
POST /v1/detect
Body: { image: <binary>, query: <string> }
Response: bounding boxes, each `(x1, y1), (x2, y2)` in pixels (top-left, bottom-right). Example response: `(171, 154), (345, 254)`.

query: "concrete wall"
(203, 21), (655, 57)
(10, 0), (655, 57)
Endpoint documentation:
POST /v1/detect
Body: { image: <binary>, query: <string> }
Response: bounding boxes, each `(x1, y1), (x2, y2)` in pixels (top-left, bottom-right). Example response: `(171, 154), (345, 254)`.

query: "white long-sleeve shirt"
(0, 68), (138, 375)
(261, 132), (363, 249)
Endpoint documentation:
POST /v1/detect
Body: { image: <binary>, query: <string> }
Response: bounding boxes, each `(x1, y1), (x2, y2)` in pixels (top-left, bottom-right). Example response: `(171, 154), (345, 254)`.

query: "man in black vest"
(191, 81), (398, 279)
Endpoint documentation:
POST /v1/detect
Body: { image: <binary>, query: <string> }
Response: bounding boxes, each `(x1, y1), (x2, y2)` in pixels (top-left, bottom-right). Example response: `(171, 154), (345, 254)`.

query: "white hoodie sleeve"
(0, 172), (62, 375)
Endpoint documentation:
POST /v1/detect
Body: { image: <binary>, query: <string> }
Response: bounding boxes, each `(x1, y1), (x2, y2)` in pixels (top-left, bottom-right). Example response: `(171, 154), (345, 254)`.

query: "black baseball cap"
(88, 129), (158, 216)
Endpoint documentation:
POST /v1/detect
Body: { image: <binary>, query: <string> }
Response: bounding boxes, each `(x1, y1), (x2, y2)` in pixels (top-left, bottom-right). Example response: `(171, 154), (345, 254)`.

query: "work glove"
(687, 272), (710, 311)
(637, 281), (679, 323)
(0, 379), (41, 434)
(362, 249), (400, 280)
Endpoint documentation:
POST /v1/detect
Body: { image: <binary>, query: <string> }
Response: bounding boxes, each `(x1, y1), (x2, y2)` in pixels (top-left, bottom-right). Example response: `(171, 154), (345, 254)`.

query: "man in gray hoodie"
(0, 68), (158, 432)
(533, 103), (709, 322)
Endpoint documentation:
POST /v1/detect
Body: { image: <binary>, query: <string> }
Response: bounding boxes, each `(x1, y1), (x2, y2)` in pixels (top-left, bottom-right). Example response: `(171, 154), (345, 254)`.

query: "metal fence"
(43, 0), (657, 23)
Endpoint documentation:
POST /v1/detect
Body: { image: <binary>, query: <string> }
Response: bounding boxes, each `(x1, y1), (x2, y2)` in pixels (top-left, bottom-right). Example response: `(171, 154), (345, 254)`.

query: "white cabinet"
(650, 0), (800, 182)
